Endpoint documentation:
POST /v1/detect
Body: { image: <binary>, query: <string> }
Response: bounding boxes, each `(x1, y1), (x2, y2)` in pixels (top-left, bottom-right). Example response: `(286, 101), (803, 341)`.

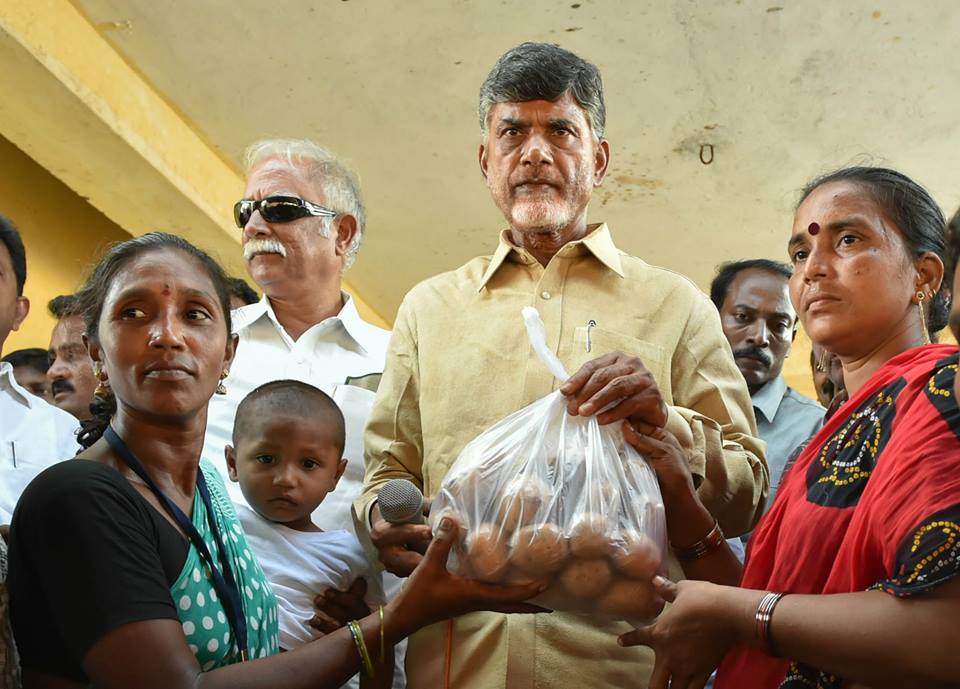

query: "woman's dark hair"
(798, 166), (950, 339)
(75, 232), (234, 448)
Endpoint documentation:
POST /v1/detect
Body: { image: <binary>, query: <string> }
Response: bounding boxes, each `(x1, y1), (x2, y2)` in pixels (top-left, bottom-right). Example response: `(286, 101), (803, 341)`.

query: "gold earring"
(93, 362), (111, 398)
(816, 350), (827, 373)
(216, 369), (229, 395)
(917, 291), (931, 345)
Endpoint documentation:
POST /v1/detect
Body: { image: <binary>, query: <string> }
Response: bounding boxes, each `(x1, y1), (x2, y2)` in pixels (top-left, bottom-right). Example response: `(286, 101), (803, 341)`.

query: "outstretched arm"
(620, 575), (960, 689)
(67, 517), (548, 689)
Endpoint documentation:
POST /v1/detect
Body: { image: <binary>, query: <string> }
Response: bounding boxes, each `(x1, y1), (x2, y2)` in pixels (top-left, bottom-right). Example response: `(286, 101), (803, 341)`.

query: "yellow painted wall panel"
(0, 134), (131, 353)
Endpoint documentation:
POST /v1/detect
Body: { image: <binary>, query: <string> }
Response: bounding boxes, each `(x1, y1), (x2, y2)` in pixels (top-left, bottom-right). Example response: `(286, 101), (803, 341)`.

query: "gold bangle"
(348, 620), (376, 678)
(671, 520), (725, 560)
(379, 605), (385, 665)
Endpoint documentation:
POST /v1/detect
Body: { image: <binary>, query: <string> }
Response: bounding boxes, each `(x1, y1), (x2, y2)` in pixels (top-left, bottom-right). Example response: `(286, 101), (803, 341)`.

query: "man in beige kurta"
(356, 42), (767, 688)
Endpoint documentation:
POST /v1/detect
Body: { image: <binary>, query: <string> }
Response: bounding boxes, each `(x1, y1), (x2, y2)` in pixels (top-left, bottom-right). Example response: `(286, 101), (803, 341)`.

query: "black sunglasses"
(233, 194), (337, 228)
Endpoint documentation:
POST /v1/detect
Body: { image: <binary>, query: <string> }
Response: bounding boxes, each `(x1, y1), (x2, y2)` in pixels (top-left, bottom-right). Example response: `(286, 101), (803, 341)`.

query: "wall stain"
(613, 175), (664, 190)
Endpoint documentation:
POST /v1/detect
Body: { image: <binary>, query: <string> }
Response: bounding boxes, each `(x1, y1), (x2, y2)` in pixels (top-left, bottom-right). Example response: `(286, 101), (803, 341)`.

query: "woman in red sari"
(622, 168), (960, 689)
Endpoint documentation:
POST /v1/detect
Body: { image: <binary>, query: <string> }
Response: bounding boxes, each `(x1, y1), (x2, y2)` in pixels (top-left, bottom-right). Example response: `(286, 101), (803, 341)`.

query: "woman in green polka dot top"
(7, 234), (546, 689)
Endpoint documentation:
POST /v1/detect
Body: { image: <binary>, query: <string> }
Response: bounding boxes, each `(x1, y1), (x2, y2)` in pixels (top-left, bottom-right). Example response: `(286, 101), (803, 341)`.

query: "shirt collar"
(235, 293), (370, 355)
(335, 294), (373, 355)
(478, 223), (625, 290)
(0, 360), (37, 409)
(752, 375), (788, 423)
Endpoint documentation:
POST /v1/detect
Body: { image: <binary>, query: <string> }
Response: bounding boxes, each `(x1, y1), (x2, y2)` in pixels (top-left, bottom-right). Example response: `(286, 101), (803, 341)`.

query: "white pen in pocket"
(585, 319), (597, 353)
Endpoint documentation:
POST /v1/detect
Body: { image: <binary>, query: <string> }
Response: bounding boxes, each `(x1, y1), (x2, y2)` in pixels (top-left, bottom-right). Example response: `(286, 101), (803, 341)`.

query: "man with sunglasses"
(199, 138), (401, 688)
(356, 43), (767, 689)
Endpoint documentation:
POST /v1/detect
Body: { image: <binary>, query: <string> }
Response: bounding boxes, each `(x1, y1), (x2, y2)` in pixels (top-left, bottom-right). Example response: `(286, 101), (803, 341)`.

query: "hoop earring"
(216, 369), (229, 395)
(917, 291), (932, 345)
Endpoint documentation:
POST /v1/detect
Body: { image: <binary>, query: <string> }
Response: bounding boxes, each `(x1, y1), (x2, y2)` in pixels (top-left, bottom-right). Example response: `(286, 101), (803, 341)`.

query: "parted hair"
(73, 232), (234, 448)
(478, 42), (606, 139)
(798, 166), (950, 338)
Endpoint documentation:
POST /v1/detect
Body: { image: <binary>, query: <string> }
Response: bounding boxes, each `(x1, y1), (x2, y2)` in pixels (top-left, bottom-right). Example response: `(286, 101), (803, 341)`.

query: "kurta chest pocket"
(572, 326), (670, 401)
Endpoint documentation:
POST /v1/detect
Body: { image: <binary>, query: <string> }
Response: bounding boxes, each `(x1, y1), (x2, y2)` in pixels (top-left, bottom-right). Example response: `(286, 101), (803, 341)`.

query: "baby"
(226, 380), (387, 682)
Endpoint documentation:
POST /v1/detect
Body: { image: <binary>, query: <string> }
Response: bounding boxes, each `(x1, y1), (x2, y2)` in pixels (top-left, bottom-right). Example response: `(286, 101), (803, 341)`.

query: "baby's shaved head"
(232, 380), (345, 455)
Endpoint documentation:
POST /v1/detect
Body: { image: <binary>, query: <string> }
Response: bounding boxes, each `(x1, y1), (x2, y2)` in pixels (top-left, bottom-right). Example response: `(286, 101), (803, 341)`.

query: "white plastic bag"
(430, 307), (667, 623)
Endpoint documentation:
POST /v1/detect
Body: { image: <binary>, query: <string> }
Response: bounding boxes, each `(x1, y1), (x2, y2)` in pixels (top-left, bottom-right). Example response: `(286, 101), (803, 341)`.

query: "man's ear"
(333, 214), (359, 259)
(478, 144), (488, 180)
(224, 445), (239, 482)
(11, 296), (29, 332)
(592, 139), (611, 186)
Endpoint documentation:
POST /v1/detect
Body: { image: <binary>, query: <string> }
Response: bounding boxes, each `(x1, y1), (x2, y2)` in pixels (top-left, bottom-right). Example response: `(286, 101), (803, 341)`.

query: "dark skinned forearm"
(719, 580), (960, 689)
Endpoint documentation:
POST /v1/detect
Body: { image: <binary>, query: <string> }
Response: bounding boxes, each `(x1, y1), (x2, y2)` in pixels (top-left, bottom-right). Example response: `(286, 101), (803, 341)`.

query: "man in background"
(1, 348), (51, 402)
(711, 259), (824, 515)
(46, 294), (98, 421)
(200, 139), (402, 688)
(0, 216), (78, 529)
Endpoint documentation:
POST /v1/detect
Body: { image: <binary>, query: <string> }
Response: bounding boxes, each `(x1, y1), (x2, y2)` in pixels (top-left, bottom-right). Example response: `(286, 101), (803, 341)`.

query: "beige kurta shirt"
(356, 223), (768, 688)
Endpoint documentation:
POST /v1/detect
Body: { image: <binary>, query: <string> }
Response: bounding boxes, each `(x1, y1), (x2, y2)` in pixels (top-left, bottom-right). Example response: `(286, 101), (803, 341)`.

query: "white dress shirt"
(202, 293), (391, 534)
(0, 361), (80, 524)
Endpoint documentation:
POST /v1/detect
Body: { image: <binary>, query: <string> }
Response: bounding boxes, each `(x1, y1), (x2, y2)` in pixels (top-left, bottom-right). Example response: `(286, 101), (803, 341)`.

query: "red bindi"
(808, 222), (820, 235)
(162, 284), (171, 296)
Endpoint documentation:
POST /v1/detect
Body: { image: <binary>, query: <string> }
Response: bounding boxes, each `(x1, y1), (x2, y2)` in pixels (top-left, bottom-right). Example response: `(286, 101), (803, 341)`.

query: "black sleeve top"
(7, 458), (189, 682)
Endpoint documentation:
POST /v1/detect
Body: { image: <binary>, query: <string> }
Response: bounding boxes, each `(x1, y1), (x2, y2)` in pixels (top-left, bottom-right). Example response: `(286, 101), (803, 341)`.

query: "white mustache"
(243, 238), (288, 261)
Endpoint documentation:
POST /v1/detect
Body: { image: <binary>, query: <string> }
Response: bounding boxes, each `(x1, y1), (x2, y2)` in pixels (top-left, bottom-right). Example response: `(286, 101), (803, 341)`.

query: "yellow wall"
(781, 323), (955, 403)
(1, 134), (131, 353)
(781, 329), (816, 401)
(0, 0), (387, 332)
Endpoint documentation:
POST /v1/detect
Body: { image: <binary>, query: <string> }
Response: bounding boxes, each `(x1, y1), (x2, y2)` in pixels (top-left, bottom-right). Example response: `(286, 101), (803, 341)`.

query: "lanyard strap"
(104, 427), (248, 659)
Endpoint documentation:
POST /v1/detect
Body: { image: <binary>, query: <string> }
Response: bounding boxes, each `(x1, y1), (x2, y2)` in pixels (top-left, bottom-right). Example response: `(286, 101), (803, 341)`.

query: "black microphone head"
(378, 479), (425, 524)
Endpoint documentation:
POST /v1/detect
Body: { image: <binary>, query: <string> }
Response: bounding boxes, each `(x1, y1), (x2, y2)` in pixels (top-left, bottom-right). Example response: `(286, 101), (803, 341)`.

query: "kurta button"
(540, 291), (552, 300)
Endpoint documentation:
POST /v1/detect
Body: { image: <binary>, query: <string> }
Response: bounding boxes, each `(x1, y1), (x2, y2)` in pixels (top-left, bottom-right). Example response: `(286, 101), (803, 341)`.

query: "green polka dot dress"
(172, 460), (279, 669)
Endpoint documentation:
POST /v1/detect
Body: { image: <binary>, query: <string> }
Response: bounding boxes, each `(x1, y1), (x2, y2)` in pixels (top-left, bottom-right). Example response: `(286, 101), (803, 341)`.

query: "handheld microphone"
(378, 479), (425, 525)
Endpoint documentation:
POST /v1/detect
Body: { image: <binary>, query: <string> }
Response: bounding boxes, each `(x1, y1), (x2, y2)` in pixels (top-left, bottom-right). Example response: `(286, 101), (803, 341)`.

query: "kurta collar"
(478, 223), (625, 290)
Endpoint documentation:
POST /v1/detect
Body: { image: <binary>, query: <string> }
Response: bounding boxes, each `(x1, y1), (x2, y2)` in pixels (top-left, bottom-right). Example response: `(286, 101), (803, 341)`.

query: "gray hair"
(243, 138), (366, 271)
(478, 42), (606, 140)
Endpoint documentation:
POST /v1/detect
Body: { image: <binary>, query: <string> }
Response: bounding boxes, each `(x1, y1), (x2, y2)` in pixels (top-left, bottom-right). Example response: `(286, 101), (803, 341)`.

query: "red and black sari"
(715, 344), (960, 689)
